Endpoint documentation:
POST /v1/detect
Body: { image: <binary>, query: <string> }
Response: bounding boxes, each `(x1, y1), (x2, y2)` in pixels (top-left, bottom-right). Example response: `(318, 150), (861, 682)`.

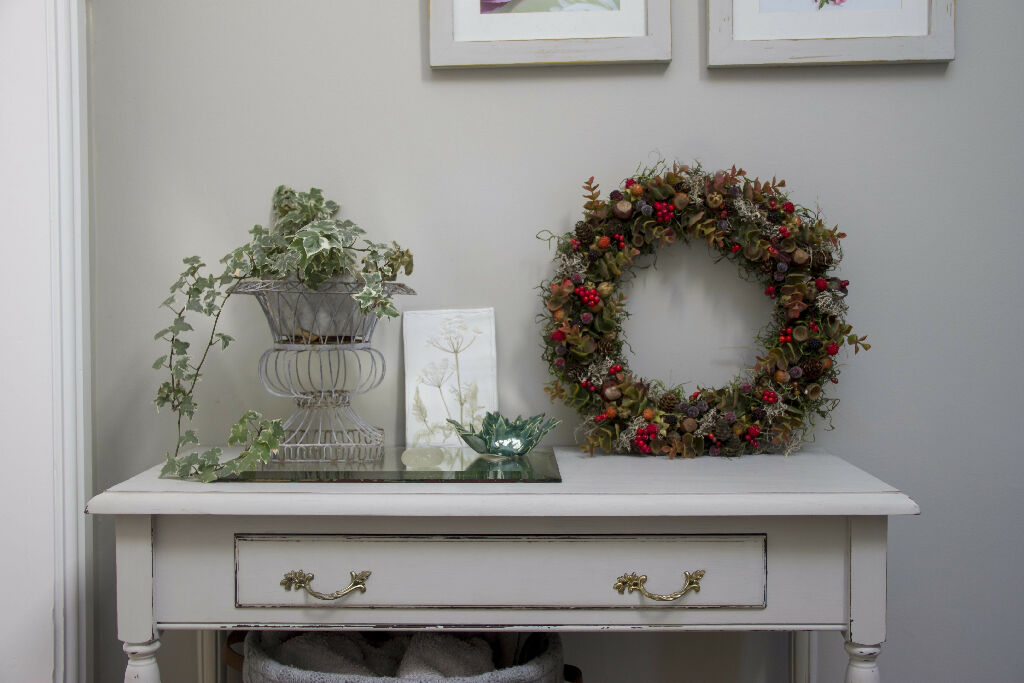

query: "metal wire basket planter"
(235, 278), (415, 463)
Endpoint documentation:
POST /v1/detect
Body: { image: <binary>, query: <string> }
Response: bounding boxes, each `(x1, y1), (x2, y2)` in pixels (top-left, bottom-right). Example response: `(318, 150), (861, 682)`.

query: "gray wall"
(88, 2), (1024, 681)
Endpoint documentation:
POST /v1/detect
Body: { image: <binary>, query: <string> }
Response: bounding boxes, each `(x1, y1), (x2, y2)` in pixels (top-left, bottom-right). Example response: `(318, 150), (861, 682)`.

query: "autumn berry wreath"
(540, 163), (869, 458)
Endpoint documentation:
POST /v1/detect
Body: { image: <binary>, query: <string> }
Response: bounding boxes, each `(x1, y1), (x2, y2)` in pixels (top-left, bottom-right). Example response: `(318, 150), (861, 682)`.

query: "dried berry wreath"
(540, 163), (869, 458)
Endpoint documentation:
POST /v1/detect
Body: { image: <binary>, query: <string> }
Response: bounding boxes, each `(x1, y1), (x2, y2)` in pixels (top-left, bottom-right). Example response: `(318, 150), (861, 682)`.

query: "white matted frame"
(430, 0), (671, 67)
(708, 0), (954, 67)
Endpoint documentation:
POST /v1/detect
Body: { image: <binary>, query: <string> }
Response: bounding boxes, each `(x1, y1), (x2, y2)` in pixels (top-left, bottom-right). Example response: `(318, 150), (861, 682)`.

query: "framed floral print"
(429, 0), (671, 67)
(708, 0), (954, 67)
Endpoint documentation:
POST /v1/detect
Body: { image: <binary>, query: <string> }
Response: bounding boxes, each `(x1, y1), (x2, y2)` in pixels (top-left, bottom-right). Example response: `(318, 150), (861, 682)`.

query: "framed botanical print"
(708, 0), (954, 67)
(404, 308), (499, 447)
(429, 0), (671, 67)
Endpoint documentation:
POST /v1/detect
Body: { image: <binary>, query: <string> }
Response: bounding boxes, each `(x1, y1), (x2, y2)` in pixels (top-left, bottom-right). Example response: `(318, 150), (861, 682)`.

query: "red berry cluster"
(744, 425), (761, 449)
(608, 364), (623, 375)
(570, 238), (580, 252)
(690, 391), (701, 400)
(594, 413), (609, 423)
(779, 226), (790, 238)
(625, 178), (637, 188)
(575, 286), (600, 307)
(761, 390), (779, 404)
(826, 343), (840, 356)
(778, 327), (794, 343)
(550, 329), (566, 342)
(783, 202), (795, 213)
(731, 243), (741, 253)
(815, 277), (828, 291)
(707, 431), (723, 448)
(632, 423), (658, 454)
(579, 380), (598, 393)
(809, 321), (819, 333)
(653, 201), (674, 223)
(769, 200), (777, 210)
(611, 233), (627, 249)
(764, 285), (777, 298)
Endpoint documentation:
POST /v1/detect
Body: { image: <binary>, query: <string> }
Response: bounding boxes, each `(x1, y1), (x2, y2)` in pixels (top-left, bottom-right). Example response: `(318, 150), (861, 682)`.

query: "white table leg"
(124, 639), (161, 682)
(844, 641), (881, 683)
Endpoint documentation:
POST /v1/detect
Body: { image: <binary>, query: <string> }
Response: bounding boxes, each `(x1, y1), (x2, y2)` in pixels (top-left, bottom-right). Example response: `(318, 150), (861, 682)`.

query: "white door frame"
(47, 0), (91, 680)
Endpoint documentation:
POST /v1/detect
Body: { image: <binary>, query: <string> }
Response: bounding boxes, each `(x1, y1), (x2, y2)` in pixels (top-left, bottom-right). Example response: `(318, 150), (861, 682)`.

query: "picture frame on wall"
(429, 0), (671, 67)
(707, 0), (954, 67)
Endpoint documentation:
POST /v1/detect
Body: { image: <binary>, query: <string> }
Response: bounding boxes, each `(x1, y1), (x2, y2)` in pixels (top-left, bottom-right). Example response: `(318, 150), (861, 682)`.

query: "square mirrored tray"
(231, 447), (560, 483)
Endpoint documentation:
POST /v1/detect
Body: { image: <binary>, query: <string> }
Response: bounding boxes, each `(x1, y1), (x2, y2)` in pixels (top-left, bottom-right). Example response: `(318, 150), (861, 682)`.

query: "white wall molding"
(46, 0), (91, 680)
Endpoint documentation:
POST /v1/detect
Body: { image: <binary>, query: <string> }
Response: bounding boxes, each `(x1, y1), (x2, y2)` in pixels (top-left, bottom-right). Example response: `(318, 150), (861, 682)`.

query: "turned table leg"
(117, 516), (161, 683)
(846, 517), (887, 682)
(844, 641), (881, 683)
(124, 639), (161, 683)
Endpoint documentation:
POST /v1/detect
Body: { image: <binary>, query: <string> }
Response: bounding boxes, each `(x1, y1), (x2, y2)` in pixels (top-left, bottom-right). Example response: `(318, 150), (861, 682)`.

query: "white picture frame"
(404, 308), (499, 447)
(430, 0), (671, 67)
(707, 0), (954, 67)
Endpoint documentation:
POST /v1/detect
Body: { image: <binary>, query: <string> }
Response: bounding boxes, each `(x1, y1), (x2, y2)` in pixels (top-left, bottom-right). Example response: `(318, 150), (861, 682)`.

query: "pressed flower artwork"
(760, 0), (898, 12)
(481, 0), (620, 13)
(735, 0), (924, 41)
(404, 309), (498, 447)
(454, 0), (645, 43)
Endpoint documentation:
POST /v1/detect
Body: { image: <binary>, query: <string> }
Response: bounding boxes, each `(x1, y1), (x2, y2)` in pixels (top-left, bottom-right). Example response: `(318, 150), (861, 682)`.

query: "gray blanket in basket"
(243, 631), (563, 683)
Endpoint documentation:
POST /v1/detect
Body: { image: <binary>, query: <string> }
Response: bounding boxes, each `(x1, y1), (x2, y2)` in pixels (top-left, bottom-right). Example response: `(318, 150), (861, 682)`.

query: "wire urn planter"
(235, 278), (415, 463)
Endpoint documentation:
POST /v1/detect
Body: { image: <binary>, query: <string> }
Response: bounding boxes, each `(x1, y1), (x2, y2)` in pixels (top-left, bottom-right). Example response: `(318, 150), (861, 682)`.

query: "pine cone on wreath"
(596, 338), (618, 357)
(658, 392), (680, 413)
(575, 221), (596, 246)
(801, 358), (825, 381)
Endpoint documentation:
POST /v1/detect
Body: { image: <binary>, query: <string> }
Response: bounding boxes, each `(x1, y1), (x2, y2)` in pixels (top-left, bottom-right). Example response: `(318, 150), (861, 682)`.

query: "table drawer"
(235, 534), (766, 610)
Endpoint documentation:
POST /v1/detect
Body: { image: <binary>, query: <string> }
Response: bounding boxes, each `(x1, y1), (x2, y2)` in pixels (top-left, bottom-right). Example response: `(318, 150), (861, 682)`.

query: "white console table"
(87, 448), (917, 682)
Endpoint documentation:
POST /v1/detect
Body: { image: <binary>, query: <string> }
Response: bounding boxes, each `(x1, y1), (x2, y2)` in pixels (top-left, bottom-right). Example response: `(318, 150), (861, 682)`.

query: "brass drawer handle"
(280, 569), (371, 601)
(613, 569), (705, 602)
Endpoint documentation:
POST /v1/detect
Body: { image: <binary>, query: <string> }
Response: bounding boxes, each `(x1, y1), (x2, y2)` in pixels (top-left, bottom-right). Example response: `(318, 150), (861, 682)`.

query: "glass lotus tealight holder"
(447, 412), (560, 457)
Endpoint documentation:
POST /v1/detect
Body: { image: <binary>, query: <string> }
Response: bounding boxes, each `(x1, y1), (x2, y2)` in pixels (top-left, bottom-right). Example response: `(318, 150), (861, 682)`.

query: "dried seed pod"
(612, 200), (634, 220)
(682, 417), (699, 433)
(600, 381), (622, 402)
(805, 383), (822, 400)
(791, 248), (810, 265)
(774, 370), (791, 384)
(792, 325), (810, 342)
(673, 193), (690, 211)
(706, 192), (724, 209)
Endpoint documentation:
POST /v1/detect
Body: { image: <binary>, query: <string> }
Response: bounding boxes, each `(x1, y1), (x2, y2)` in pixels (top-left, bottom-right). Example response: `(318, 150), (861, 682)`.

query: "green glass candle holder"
(447, 412), (560, 457)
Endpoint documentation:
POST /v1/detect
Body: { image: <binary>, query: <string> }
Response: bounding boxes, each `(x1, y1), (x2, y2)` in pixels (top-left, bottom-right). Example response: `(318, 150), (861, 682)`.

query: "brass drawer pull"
(280, 569), (371, 601)
(613, 569), (705, 602)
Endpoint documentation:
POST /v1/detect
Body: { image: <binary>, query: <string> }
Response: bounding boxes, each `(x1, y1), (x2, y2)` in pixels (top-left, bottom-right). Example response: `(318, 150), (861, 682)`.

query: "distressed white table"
(87, 448), (917, 683)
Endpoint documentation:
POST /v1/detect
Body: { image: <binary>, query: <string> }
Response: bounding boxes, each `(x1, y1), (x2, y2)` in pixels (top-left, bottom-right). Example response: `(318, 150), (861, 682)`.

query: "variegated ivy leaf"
(294, 228), (331, 258)
(352, 287), (379, 312)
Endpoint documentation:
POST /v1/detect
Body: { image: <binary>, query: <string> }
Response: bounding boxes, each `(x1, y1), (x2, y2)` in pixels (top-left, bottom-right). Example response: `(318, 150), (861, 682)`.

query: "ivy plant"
(154, 186), (413, 481)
